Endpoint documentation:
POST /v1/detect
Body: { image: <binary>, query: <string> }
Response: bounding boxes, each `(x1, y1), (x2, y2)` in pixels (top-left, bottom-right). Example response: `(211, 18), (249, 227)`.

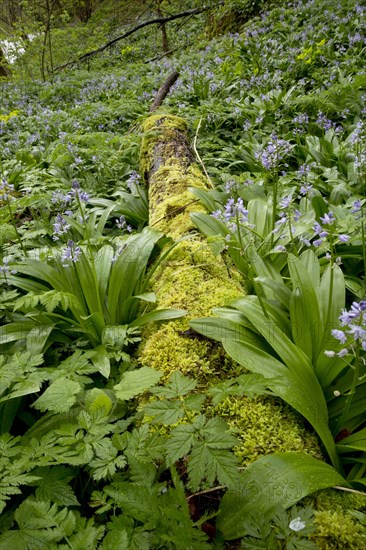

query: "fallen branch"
(149, 69), (179, 112)
(55, 3), (222, 72)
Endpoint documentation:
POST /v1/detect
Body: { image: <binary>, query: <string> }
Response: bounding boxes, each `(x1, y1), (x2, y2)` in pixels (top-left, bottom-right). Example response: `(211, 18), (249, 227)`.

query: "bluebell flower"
(280, 195), (292, 209)
(320, 211), (335, 225)
(331, 329), (347, 344)
(53, 214), (71, 240)
(116, 216), (132, 233)
(61, 240), (81, 267)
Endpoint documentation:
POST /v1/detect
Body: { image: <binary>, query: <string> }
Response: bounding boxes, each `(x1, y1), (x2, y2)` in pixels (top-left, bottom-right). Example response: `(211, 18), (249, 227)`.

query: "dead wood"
(149, 70), (179, 112)
(54, 3), (223, 72)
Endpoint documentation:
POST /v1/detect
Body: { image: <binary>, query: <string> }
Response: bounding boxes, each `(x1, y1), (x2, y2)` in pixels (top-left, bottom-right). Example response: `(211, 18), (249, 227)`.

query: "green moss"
(297, 489), (366, 549)
(312, 509), (366, 549)
(139, 110), (324, 500)
(141, 114), (188, 134)
(140, 114), (190, 183)
(139, 240), (243, 382)
(211, 395), (322, 464)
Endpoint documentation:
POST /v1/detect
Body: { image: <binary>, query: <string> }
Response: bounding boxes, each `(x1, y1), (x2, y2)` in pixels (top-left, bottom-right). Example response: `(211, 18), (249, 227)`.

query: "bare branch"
(54, 3), (223, 71)
(149, 69), (179, 112)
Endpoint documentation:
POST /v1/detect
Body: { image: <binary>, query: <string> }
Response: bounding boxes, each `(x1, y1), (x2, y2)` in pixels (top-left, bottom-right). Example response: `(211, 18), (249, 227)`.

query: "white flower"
(289, 517), (306, 532)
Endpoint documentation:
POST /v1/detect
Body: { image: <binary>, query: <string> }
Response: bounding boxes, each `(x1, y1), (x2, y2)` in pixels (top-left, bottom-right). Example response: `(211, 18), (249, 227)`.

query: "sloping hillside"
(0, 0), (365, 547)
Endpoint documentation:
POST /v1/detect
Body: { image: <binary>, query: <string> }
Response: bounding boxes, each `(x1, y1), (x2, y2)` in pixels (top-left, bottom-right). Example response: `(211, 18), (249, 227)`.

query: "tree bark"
(155, 0), (170, 53)
(149, 70), (179, 112)
(0, 46), (9, 77)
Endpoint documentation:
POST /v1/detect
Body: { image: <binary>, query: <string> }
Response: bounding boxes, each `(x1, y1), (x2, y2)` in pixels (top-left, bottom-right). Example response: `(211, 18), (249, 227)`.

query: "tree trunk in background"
(155, 0), (170, 53)
(0, 46), (9, 77)
(138, 113), (321, 464)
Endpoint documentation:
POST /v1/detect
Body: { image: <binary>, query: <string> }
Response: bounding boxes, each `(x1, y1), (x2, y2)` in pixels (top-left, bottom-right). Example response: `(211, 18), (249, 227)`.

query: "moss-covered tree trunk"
(139, 113), (320, 464)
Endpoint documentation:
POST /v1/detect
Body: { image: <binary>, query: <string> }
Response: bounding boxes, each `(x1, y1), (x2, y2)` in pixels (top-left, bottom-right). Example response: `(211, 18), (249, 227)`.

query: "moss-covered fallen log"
(138, 113), (321, 462)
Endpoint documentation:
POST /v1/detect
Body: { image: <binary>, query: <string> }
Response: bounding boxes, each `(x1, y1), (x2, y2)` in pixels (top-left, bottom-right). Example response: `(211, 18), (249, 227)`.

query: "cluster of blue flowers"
(255, 134), (292, 170)
(312, 211), (350, 248)
(0, 178), (15, 202)
(212, 197), (248, 231)
(326, 301), (366, 358)
(61, 240), (82, 267)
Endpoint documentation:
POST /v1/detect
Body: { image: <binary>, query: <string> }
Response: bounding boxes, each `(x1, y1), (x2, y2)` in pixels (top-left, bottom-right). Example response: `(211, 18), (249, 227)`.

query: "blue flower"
(331, 329), (347, 344)
(61, 240), (81, 267)
(320, 211), (335, 225)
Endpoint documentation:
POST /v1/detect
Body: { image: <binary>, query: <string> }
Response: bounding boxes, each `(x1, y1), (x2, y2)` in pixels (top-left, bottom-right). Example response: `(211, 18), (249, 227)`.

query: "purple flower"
(320, 211), (335, 225)
(127, 171), (141, 191)
(255, 134), (291, 170)
(53, 214), (71, 240)
(61, 240), (81, 267)
(0, 179), (15, 201)
(280, 195), (293, 210)
(331, 329), (347, 344)
(338, 234), (350, 243)
(299, 183), (314, 197)
(352, 200), (362, 214)
(116, 216), (132, 233)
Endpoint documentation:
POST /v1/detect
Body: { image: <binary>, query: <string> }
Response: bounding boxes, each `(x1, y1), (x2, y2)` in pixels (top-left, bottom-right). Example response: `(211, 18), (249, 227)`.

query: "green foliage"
(1, 0), (366, 546)
(217, 453), (347, 539)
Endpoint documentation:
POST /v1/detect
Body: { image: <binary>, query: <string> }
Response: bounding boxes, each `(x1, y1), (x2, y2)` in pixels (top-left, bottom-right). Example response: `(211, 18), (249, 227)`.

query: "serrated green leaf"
(35, 481), (80, 507)
(143, 399), (184, 425)
(114, 366), (162, 401)
(151, 371), (197, 399)
(33, 378), (81, 413)
(166, 424), (195, 464)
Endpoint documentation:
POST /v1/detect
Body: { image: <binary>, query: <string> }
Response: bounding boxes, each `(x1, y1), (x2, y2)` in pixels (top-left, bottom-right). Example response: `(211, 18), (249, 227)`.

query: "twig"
(333, 485), (366, 497)
(149, 70), (179, 112)
(193, 117), (215, 189)
(54, 3), (223, 72)
(187, 485), (225, 500)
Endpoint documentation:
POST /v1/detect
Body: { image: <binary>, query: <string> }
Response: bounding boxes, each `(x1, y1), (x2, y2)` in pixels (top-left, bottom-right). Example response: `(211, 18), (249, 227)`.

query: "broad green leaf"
(108, 228), (162, 324)
(217, 453), (348, 540)
(192, 310), (339, 469)
(336, 427), (366, 453)
(26, 325), (54, 355)
(129, 308), (186, 328)
(133, 292), (156, 303)
(33, 378), (81, 413)
(0, 322), (35, 345)
(75, 253), (101, 315)
(223, 336), (339, 469)
(289, 287), (314, 360)
(85, 388), (113, 415)
(247, 198), (272, 238)
(89, 345), (110, 378)
(254, 277), (291, 309)
(288, 253), (322, 363)
(114, 366), (162, 401)
(190, 212), (230, 239)
(94, 245), (114, 305)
